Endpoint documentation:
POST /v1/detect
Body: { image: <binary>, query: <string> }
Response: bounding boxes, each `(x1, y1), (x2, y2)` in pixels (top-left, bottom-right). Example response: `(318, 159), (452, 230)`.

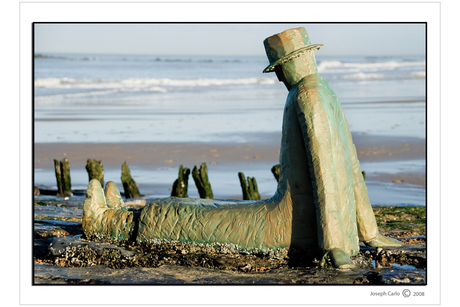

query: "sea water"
(34, 53), (425, 143)
(34, 53), (426, 204)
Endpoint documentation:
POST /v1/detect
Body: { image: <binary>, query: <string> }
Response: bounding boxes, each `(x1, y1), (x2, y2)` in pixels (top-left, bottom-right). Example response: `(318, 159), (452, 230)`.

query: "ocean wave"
(34, 77), (278, 90)
(34, 54), (98, 61)
(317, 60), (426, 74)
(411, 71), (426, 78)
(147, 57), (242, 63)
(34, 54), (244, 63)
(337, 71), (426, 80)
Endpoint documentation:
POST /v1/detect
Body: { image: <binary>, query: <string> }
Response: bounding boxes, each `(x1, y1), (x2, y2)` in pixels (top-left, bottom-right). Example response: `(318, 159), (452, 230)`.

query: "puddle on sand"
(372, 260), (417, 270)
(392, 263), (418, 270)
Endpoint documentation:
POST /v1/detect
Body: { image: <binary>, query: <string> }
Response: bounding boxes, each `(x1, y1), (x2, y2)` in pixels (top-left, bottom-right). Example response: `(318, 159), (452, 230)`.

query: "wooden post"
(248, 176), (260, 200)
(61, 158), (71, 194)
(271, 164), (280, 182)
(192, 162), (214, 199)
(54, 159), (63, 195)
(238, 172), (261, 200)
(86, 159), (104, 186)
(171, 165), (190, 198)
(54, 158), (72, 196)
(121, 162), (141, 199)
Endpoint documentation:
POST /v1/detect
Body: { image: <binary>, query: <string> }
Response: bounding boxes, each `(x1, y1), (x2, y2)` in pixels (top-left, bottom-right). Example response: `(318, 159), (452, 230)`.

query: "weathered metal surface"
(82, 180), (137, 242)
(263, 27), (401, 267)
(82, 27), (402, 268)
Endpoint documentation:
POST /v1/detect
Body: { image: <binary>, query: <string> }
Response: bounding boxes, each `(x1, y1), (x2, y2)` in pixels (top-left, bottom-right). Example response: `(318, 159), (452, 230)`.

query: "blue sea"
(34, 53), (426, 205)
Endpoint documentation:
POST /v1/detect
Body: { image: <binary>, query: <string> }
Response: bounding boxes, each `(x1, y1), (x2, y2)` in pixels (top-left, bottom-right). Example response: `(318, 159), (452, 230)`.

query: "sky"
(34, 23), (426, 57)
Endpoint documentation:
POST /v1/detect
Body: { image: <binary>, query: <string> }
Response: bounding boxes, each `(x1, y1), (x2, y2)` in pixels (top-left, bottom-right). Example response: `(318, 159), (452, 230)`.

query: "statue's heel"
(326, 248), (356, 269)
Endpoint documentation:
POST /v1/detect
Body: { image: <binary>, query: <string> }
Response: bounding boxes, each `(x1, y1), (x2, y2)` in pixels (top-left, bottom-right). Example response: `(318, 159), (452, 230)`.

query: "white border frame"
(20, 2), (440, 305)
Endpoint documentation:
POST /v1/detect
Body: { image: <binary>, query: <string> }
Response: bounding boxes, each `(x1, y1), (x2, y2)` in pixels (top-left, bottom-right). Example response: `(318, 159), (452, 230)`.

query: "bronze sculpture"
(82, 27), (401, 269)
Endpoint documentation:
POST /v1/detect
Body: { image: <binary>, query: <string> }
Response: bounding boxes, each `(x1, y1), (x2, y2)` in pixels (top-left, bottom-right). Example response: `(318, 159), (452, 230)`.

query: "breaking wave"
(34, 77), (278, 90)
(337, 71), (426, 80)
(34, 54), (98, 61)
(317, 59), (426, 78)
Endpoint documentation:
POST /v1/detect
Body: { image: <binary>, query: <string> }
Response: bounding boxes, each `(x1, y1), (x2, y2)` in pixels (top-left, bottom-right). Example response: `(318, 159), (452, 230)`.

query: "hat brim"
(263, 44), (323, 73)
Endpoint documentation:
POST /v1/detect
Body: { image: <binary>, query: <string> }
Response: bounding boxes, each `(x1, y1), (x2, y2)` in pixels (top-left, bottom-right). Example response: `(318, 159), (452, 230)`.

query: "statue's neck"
(279, 50), (319, 90)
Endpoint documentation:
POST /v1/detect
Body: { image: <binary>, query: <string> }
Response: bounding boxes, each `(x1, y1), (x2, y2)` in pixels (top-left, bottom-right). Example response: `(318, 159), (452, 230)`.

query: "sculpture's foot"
(82, 179), (137, 242)
(327, 248), (356, 269)
(365, 234), (403, 247)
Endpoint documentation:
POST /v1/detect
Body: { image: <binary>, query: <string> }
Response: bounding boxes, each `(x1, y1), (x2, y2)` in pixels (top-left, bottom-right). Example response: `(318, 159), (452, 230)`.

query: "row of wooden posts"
(50, 158), (282, 200)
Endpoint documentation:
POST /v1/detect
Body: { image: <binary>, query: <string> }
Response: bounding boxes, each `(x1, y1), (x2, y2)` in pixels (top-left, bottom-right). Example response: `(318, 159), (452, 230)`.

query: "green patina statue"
(82, 28), (401, 269)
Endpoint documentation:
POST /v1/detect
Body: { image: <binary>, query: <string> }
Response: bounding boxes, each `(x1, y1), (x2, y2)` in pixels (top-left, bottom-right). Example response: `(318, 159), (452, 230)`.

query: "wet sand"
(34, 132), (426, 189)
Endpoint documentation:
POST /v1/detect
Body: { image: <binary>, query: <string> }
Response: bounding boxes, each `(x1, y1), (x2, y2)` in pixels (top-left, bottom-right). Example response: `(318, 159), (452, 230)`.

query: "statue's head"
(263, 28), (323, 89)
(263, 27), (323, 73)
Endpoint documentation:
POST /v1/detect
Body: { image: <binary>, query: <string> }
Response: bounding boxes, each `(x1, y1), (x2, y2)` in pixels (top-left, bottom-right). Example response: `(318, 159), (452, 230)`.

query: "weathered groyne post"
(192, 162), (214, 199)
(53, 160), (63, 195)
(238, 172), (261, 200)
(53, 158), (72, 196)
(85, 159), (104, 186)
(171, 165), (190, 198)
(121, 162), (141, 199)
(271, 164), (280, 182)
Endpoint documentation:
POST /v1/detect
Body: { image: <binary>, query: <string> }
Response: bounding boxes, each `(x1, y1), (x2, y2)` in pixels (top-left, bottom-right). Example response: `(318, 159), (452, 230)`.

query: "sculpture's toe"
(86, 179), (106, 208)
(328, 248), (356, 269)
(104, 181), (125, 209)
(83, 179), (108, 238)
(366, 234), (403, 247)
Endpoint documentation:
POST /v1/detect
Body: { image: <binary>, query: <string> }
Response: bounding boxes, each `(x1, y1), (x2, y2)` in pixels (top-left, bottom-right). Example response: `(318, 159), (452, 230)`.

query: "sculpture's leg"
(342, 113), (402, 247)
(365, 233), (403, 247)
(286, 86), (357, 269)
(354, 177), (402, 247)
(82, 179), (137, 241)
(328, 248), (355, 269)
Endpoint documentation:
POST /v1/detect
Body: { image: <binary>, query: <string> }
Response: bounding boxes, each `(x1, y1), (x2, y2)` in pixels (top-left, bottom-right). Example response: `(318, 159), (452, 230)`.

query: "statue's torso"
(280, 73), (360, 255)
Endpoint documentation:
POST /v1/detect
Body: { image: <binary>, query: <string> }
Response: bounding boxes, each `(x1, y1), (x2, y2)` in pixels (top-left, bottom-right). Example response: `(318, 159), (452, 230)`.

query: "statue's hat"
(263, 27), (323, 73)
